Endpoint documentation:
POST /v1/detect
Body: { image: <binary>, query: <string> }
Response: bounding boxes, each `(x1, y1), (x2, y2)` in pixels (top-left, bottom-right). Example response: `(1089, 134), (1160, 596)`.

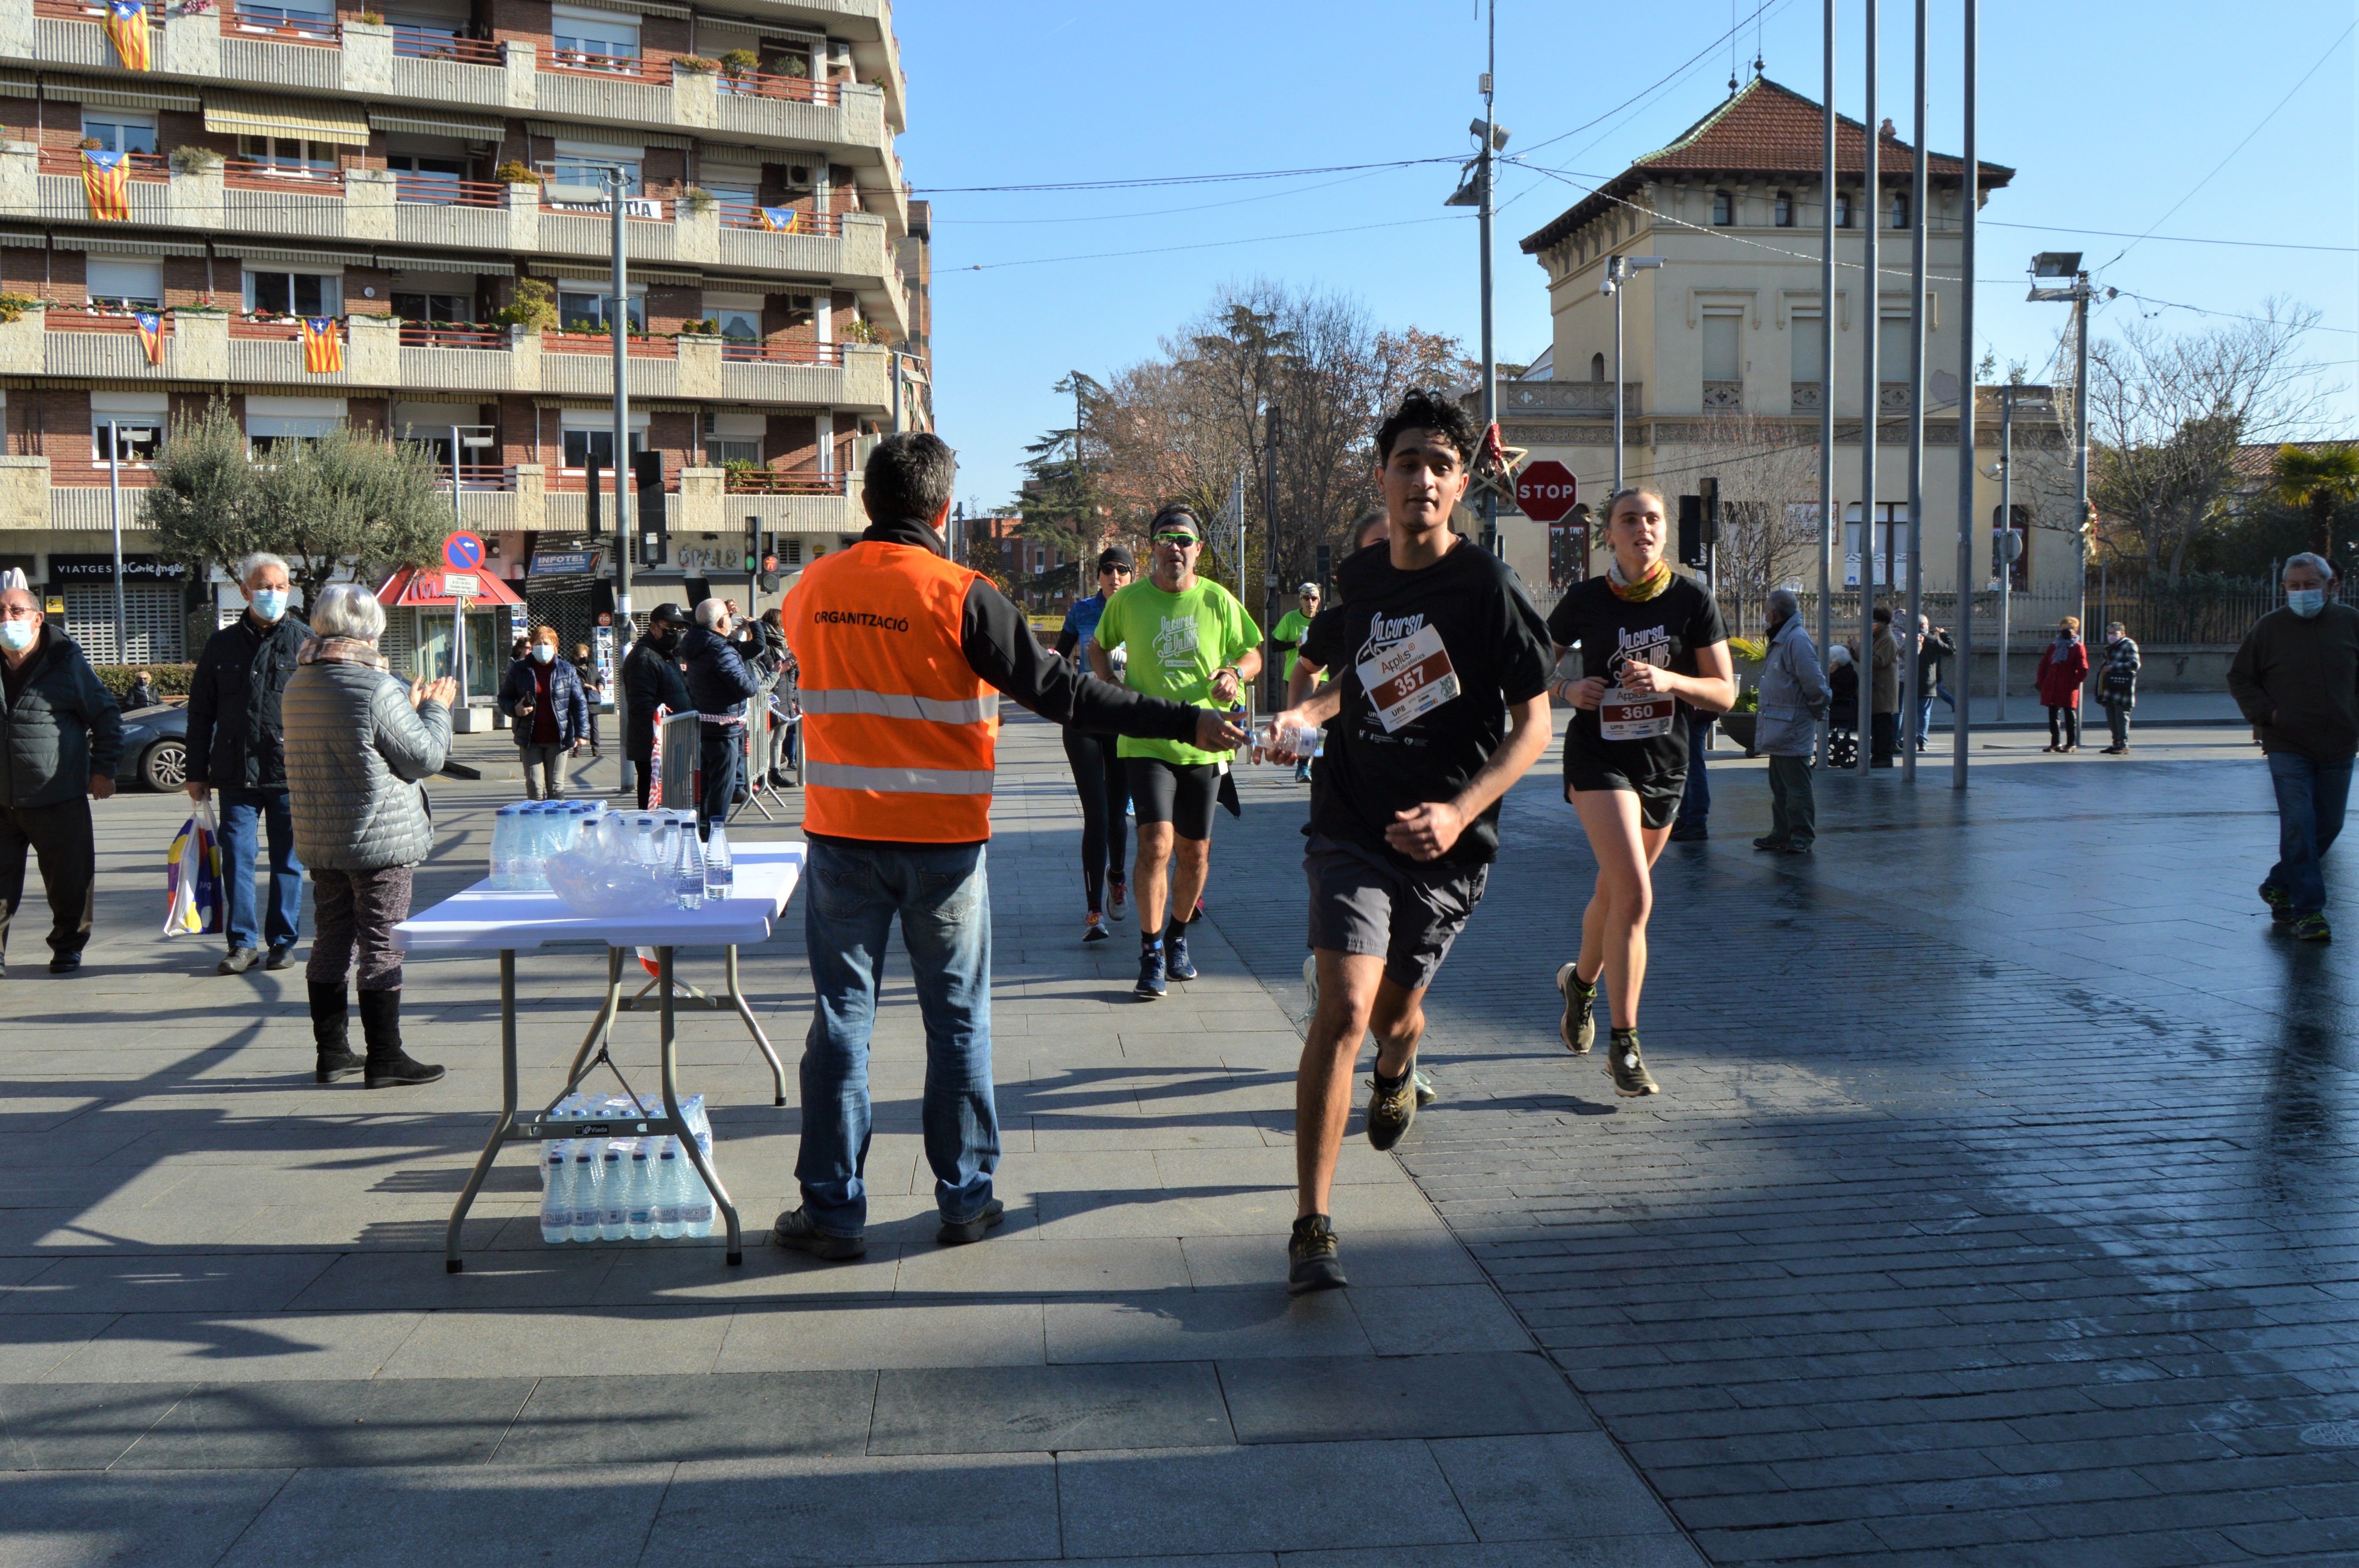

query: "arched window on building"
(1590, 352), (1606, 382)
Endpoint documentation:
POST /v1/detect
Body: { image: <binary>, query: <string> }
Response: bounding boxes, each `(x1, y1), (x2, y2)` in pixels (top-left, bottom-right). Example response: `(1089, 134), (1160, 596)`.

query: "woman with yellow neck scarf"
(1540, 488), (1737, 1097)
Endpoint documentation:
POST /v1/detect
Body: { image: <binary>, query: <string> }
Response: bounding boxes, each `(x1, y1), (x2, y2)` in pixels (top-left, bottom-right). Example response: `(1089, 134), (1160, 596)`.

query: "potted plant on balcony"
(680, 187), (717, 214)
(672, 55), (718, 73)
(0, 295), (40, 326)
(493, 160), (542, 187)
(719, 48), (758, 77)
(168, 145), (223, 175)
(492, 278), (556, 335)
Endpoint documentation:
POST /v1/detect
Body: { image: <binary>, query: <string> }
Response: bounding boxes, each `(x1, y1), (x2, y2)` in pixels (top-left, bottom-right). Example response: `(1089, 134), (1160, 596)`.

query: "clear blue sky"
(898, 0), (2358, 513)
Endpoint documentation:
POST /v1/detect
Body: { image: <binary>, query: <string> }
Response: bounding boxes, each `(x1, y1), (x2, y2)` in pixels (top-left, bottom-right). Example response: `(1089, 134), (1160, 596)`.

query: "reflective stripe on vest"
(803, 760), (996, 795)
(798, 688), (1001, 725)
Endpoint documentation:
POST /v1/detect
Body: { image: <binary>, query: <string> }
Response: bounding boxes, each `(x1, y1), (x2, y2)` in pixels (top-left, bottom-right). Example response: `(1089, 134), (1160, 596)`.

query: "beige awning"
(45, 76), (200, 112)
(0, 231), (46, 249)
(0, 70), (35, 100)
(379, 254), (514, 276)
(203, 93), (371, 147)
(367, 109), (508, 142)
(225, 244), (373, 269)
(51, 234), (212, 257)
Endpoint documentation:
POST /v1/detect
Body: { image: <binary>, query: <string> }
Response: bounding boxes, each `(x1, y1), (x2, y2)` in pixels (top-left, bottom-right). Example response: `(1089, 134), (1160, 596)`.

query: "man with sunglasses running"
(1090, 505), (1263, 999)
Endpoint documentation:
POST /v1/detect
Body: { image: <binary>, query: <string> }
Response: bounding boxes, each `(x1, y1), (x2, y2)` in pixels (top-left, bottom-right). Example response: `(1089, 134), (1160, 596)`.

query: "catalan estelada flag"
(300, 316), (342, 374)
(133, 310), (164, 366)
(81, 151), (130, 221)
(102, 0), (151, 71)
(757, 206), (799, 234)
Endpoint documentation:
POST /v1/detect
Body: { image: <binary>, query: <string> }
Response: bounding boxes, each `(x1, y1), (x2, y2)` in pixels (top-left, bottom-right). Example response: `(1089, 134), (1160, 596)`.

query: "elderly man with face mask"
(186, 552), (308, 974)
(2229, 552), (2359, 941)
(0, 577), (121, 976)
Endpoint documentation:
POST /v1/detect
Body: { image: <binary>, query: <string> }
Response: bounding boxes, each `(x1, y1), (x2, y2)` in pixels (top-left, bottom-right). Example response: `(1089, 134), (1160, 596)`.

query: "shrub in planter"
(719, 48), (758, 74)
(169, 145), (224, 174)
(672, 55), (718, 72)
(94, 663), (196, 702)
(493, 160), (542, 185)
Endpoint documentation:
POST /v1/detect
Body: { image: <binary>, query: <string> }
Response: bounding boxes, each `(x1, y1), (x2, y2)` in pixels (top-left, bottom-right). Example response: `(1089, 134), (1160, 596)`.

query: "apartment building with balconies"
(0, 0), (921, 664)
(1500, 77), (2079, 609)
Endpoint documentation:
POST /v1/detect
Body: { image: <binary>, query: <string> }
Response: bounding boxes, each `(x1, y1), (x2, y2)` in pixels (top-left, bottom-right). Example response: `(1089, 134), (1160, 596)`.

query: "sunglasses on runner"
(1152, 531), (1199, 547)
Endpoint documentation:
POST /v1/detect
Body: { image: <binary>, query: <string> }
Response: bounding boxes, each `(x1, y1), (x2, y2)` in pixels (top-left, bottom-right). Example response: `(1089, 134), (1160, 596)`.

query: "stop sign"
(1515, 460), (1579, 523)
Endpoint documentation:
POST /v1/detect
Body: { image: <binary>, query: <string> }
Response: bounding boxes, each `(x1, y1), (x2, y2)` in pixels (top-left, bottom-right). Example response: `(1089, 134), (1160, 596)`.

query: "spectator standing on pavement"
(1753, 587), (1830, 854)
(127, 670), (158, 710)
(1828, 642), (1858, 731)
(186, 552), (308, 975)
(570, 641), (603, 759)
(2038, 616), (2089, 753)
(1913, 615), (1957, 752)
(2228, 552), (2359, 942)
(770, 432), (1246, 1260)
(620, 604), (692, 810)
(497, 626), (589, 801)
(2098, 622), (2141, 754)
(1869, 606), (1901, 767)
(0, 582), (120, 977)
(1260, 388), (1554, 1293)
(678, 599), (763, 834)
(284, 584), (453, 1086)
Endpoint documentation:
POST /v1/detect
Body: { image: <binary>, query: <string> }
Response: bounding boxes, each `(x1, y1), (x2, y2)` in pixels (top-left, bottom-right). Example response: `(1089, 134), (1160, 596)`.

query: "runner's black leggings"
(1062, 728), (1130, 912)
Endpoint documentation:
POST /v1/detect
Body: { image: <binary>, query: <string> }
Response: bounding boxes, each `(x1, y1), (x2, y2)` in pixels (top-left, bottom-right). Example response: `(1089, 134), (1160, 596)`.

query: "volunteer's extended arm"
(961, 580), (1245, 749)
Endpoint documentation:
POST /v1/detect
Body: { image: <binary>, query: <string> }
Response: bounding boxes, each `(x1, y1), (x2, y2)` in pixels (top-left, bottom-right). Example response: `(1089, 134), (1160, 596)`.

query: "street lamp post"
(1599, 254), (1663, 497)
(1816, 0), (1836, 770)
(1990, 383), (2048, 720)
(1901, 0), (1929, 785)
(2029, 251), (2105, 705)
(1855, 0), (1878, 779)
(608, 165), (636, 798)
(1952, 0), (1977, 789)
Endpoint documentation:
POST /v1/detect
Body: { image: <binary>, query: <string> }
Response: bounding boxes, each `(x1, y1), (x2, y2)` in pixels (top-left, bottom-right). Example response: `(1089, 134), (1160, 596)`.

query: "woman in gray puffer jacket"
(283, 584), (456, 1088)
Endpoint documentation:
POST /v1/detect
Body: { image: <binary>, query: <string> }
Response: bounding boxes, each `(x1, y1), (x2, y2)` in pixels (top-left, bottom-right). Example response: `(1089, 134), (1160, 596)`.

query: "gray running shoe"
(1607, 1030), (1659, 1097)
(1555, 962), (1596, 1055)
(1365, 1056), (1419, 1151)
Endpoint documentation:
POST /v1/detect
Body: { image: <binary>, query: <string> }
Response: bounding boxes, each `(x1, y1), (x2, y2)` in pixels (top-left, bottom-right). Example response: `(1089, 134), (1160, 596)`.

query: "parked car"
(115, 704), (189, 793)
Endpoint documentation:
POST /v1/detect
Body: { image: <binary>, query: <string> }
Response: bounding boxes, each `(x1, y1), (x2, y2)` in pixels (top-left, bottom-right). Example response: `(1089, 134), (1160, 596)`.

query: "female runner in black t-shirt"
(1542, 488), (1734, 1097)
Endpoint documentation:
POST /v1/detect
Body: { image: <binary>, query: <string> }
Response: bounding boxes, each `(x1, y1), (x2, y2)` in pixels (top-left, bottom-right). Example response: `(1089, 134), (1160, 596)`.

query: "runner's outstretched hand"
(1191, 710), (1251, 752)
(1386, 801), (1465, 862)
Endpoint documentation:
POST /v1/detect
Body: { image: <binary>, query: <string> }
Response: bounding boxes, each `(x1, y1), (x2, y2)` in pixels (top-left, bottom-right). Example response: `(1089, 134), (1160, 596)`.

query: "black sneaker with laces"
(1365, 1056), (1419, 1151)
(937, 1198), (1005, 1245)
(1166, 926), (1197, 981)
(1555, 962), (1596, 1055)
(2293, 913), (2333, 943)
(1135, 943), (1167, 1000)
(1287, 1213), (1347, 1294)
(1608, 1029), (1660, 1097)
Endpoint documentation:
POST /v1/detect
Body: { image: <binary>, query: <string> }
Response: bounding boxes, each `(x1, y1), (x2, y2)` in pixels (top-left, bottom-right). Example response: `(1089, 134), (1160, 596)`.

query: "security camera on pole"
(1444, 11), (1510, 556)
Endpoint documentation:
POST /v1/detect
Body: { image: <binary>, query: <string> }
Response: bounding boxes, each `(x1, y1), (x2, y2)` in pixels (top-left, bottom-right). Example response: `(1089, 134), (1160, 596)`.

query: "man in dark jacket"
(0, 583), (121, 976)
(2229, 552), (2359, 941)
(186, 552), (308, 974)
(621, 603), (693, 810)
(679, 599), (764, 832)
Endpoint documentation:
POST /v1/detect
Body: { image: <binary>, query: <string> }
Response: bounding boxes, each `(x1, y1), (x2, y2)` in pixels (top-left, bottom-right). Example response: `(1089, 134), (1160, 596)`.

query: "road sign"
(442, 532), (485, 573)
(441, 571), (480, 597)
(1515, 461), (1579, 523)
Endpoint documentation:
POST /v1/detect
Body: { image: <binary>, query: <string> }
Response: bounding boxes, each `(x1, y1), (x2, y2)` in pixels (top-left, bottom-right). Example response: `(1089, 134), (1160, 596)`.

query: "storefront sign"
(48, 554), (180, 581)
(529, 549), (602, 576)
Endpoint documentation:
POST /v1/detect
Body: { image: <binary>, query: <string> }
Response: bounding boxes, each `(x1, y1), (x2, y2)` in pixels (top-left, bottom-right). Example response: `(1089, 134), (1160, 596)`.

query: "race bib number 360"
(1598, 686), (1675, 741)
(1355, 623), (1461, 733)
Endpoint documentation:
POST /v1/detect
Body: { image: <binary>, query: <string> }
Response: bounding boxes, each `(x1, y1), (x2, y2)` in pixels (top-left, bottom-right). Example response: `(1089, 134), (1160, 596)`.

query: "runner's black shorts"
(1126, 757), (1221, 840)
(1304, 834), (1489, 993)
(1562, 752), (1687, 831)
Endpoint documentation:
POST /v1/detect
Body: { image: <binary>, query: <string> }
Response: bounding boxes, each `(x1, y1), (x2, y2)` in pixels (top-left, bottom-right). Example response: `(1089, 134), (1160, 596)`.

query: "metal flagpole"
(106, 419), (125, 659)
(610, 165), (636, 798)
(1953, 0), (1977, 789)
(1857, 0), (1878, 777)
(1477, 0), (1498, 555)
(1817, 0), (1836, 770)
(1901, 0), (1928, 783)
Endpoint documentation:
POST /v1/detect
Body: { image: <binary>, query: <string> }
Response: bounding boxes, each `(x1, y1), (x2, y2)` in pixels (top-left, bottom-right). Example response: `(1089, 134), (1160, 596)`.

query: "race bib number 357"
(1355, 623), (1461, 734)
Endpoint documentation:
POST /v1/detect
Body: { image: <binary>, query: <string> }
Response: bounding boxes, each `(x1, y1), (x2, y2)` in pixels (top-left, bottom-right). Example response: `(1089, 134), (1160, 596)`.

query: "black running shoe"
(1166, 928), (1198, 981)
(2293, 913), (2332, 943)
(1287, 1213), (1347, 1294)
(1136, 946), (1167, 1000)
(771, 1206), (867, 1260)
(937, 1198), (1005, 1245)
(1555, 962), (1595, 1055)
(2260, 881), (2290, 913)
(1608, 1029), (1659, 1097)
(1365, 1056), (1419, 1151)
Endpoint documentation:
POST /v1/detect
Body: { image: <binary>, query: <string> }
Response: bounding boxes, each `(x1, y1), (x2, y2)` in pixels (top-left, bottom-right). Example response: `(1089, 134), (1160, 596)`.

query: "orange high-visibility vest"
(783, 541), (1000, 842)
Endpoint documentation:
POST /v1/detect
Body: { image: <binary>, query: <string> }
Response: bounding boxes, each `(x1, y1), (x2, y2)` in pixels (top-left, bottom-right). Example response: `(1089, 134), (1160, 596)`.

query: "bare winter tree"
(1671, 410), (1821, 632)
(2087, 298), (2326, 586)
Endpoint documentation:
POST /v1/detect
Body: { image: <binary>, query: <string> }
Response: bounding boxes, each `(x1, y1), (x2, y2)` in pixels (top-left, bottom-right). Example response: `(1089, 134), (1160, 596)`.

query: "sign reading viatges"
(48, 554), (183, 581)
(527, 549), (602, 576)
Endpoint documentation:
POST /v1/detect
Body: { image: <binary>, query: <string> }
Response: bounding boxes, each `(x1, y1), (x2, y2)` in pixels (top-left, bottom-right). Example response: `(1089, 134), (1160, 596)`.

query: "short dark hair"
(1872, 605), (1893, 625)
(863, 432), (956, 523)
(1374, 388), (1478, 467)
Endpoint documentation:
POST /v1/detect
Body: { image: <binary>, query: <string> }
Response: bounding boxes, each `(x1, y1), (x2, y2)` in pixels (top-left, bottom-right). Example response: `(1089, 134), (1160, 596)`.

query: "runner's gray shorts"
(1303, 834), (1489, 993)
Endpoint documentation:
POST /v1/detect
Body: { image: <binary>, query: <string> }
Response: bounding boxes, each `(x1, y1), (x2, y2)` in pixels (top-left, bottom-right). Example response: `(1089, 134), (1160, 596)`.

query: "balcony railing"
(543, 331), (677, 359)
(223, 158), (345, 193)
(725, 468), (844, 496)
(715, 67), (843, 107)
(40, 148), (168, 180)
(33, 0), (156, 18)
(228, 312), (340, 340)
(545, 469), (678, 494)
(221, 4), (338, 45)
(1702, 381), (1743, 412)
(1878, 382), (1911, 413)
(45, 307), (173, 336)
(388, 24), (504, 66)
(541, 48), (670, 84)
(718, 339), (847, 366)
(714, 202), (844, 236)
(398, 323), (508, 350)
(1790, 381), (1824, 413)
(395, 173), (507, 208)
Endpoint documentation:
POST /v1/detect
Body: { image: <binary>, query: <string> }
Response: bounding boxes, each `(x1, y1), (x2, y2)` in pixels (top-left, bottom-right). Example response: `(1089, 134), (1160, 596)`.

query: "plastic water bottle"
(568, 1145), (601, 1242)
(599, 1146), (628, 1240)
(625, 1147), (655, 1240)
(653, 1141), (684, 1238)
(703, 820), (733, 898)
(539, 1142), (571, 1244)
(490, 802), (525, 889)
(678, 1142), (715, 1238)
(673, 823), (705, 911)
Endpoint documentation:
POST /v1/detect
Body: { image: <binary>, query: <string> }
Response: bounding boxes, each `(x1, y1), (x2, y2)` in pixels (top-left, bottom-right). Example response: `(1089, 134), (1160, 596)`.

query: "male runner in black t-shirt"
(1261, 389), (1555, 1294)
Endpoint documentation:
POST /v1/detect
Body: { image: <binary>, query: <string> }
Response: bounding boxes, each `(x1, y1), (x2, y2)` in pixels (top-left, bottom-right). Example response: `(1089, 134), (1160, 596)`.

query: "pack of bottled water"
(532, 809), (728, 915)
(537, 1090), (718, 1244)
(489, 799), (608, 891)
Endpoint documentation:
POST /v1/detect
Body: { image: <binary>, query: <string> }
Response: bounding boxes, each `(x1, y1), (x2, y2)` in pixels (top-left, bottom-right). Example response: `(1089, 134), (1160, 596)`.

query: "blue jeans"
(797, 837), (997, 1235)
(1676, 712), (1709, 827)
(216, 788), (302, 952)
(2266, 753), (2354, 917)
(1913, 683), (1955, 748)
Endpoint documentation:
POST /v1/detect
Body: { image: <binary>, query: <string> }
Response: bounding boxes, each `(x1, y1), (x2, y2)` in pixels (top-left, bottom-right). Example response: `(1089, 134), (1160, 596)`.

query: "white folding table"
(393, 842), (806, 1272)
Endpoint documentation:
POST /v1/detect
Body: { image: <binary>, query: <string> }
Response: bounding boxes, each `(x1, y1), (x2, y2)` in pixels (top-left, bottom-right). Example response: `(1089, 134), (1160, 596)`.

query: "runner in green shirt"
(1088, 503), (1263, 998)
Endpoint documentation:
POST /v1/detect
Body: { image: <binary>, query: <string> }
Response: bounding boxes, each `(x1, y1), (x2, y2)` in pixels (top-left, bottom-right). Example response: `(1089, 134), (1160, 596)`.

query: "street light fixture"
(2026, 252), (2115, 689)
(1599, 254), (1663, 494)
(1989, 384), (2052, 721)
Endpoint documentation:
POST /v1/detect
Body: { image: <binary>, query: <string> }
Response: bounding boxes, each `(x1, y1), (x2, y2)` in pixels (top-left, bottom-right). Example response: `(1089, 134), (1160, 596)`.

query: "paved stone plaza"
(1, 712), (2353, 1566)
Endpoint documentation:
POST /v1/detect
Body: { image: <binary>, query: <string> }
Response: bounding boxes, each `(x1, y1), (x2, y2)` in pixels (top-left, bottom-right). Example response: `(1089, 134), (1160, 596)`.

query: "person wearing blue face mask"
(186, 552), (309, 976)
(497, 625), (590, 799)
(2229, 552), (2359, 942)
